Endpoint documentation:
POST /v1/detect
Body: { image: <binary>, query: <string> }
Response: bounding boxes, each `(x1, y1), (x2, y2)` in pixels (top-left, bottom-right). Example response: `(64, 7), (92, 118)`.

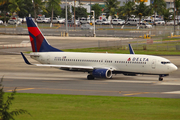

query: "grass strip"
(64, 47), (180, 55)
(5, 93), (180, 120)
(63, 41), (180, 55)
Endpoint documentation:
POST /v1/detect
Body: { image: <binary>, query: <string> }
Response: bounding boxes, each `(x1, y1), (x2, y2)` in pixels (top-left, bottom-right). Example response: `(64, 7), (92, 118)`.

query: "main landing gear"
(87, 75), (94, 80)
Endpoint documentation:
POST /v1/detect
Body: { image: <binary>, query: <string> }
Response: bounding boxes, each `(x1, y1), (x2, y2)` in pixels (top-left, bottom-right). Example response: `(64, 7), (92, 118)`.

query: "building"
(165, 0), (174, 9)
(118, 0), (150, 6)
(61, 0), (104, 13)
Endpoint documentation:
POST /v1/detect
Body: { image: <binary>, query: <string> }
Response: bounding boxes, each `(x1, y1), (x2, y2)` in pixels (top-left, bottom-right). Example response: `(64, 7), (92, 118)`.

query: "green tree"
(151, 0), (166, 21)
(91, 4), (102, 19)
(162, 8), (172, 25)
(33, 0), (47, 21)
(0, 0), (10, 23)
(18, 1), (33, 18)
(60, 6), (72, 20)
(0, 77), (30, 120)
(134, 2), (153, 24)
(118, 1), (135, 23)
(8, 0), (27, 17)
(175, 0), (180, 23)
(104, 0), (120, 24)
(46, 0), (61, 24)
(72, 6), (87, 19)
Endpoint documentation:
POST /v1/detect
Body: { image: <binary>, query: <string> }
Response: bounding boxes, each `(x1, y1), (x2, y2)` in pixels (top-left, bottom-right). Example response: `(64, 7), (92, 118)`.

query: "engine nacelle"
(92, 69), (112, 78)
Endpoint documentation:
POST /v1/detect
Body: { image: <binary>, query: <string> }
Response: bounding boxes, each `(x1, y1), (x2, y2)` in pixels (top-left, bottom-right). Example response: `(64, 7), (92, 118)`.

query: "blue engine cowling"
(92, 69), (112, 78)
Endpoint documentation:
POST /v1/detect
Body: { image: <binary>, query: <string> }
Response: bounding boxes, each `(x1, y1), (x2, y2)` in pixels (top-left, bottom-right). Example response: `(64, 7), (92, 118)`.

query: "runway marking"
(123, 92), (150, 96)
(163, 91), (180, 94)
(89, 82), (108, 85)
(156, 82), (180, 85)
(35, 88), (153, 96)
(37, 88), (120, 93)
(7, 88), (35, 92)
(105, 80), (155, 83)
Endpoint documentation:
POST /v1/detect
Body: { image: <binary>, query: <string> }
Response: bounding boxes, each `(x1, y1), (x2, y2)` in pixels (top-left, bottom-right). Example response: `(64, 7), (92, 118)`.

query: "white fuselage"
(30, 52), (177, 75)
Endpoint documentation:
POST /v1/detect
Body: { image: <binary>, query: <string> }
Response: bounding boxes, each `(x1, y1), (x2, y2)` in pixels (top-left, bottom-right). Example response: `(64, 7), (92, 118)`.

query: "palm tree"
(18, 1), (33, 18)
(0, 0), (10, 24)
(151, 0), (166, 21)
(33, 0), (47, 21)
(134, 2), (153, 24)
(46, 0), (61, 27)
(8, 0), (27, 18)
(175, 0), (180, 24)
(162, 8), (172, 25)
(104, 0), (120, 26)
(118, 1), (135, 23)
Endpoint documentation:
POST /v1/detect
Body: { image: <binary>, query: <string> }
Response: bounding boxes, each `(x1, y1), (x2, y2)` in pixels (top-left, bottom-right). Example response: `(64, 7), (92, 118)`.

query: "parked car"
(81, 24), (93, 30)
(57, 18), (65, 24)
(51, 17), (65, 24)
(143, 19), (155, 25)
(80, 17), (87, 24)
(65, 20), (80, 26)
(0, 20), (3, 25)
(8, 19), (22, 25)
(95, 20), (103, 25)
(154, 20), (165, 25)
(112, 19), (125, 25)
(36, 18), (49, 23)
(137, 22), (152, 29)
(126, 18), (141, 25)
(102, 19), (110, 25)
(166, 20), (177, 25)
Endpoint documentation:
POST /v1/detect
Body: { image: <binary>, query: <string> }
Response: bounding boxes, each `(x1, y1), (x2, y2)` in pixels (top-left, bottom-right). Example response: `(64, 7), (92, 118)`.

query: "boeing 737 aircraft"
(21, 17), (178, 81)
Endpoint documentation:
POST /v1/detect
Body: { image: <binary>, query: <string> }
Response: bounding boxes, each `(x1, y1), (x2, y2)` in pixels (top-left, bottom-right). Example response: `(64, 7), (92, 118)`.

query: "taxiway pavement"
(0, 54), (180, 98)
(0, 35), (180, 98)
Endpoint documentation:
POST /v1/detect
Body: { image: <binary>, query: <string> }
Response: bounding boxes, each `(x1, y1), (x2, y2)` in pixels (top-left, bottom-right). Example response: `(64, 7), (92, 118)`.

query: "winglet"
(129, 44), (135, 54)
(20, 52), (32, 65)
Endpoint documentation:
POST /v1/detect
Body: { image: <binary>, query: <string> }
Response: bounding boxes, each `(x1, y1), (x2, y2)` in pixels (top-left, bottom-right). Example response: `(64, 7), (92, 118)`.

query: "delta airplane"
(21, 17), (178, 81)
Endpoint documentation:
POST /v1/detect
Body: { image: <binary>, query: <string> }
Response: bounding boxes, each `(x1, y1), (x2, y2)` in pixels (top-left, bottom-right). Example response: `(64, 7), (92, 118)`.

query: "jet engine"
(92, 69), (112, 78)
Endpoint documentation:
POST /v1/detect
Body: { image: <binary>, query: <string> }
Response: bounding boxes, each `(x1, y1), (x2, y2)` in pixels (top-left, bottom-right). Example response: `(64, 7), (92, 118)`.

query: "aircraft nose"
(171, 64), (178, 72)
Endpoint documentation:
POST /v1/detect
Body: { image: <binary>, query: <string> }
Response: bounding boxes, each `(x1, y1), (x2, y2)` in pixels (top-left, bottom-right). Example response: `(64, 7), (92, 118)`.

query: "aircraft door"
(47, 55), (50, 64)
(151, 59), (156, 69)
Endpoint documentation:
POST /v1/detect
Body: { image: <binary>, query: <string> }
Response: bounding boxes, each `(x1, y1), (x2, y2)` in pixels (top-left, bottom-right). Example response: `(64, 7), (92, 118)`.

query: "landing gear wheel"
(87, 75), (94, 80)
(159, 77), (163, 81)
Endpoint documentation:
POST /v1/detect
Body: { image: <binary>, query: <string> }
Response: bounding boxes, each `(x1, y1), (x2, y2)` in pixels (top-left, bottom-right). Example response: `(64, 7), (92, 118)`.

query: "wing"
(20, 52), (115, 72)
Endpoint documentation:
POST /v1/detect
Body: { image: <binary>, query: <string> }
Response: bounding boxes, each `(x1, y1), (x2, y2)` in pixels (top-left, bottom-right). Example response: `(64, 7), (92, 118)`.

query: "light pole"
(32, 0), (36, 22)
(90, 0), (91, 22)
(174, 0), (176, 35)
(91, 10), (96, 37)
(74, 0), (76, 30)
(65, 0), (68, 37)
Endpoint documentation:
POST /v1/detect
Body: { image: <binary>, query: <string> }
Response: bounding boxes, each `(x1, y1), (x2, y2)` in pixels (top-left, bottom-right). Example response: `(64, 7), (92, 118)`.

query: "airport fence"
(97, 38), (180, 51)
(0, 23), (180, 38)
(1, 23), (180, 51)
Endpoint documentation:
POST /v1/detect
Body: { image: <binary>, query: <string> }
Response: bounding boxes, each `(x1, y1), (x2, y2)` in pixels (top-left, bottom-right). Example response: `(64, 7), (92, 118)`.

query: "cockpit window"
(161, 61), (171, 64)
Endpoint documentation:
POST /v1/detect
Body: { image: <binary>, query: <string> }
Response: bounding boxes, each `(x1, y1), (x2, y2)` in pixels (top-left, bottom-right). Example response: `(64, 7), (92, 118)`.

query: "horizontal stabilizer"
(20, 52), (32, 65)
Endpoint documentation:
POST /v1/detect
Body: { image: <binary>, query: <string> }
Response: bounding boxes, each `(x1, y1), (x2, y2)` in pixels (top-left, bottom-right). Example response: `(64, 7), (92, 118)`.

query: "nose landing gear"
(159, 74), (169, 81)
